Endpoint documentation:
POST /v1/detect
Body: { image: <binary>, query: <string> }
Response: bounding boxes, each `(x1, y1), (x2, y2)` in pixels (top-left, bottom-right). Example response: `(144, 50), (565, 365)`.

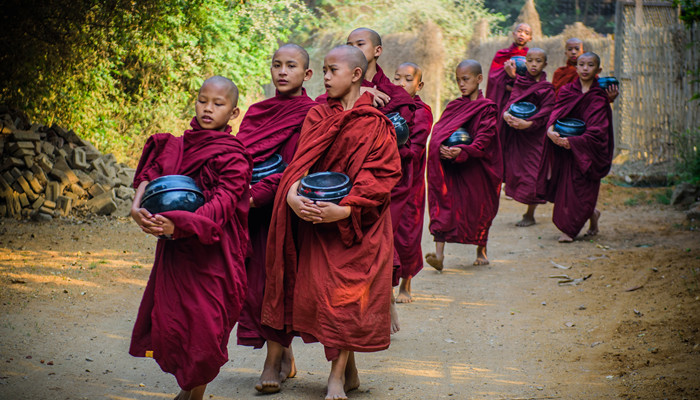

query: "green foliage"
(671, 128), (700, 184)
(1, 0), (314, 163)
(674, 0), (700, 27)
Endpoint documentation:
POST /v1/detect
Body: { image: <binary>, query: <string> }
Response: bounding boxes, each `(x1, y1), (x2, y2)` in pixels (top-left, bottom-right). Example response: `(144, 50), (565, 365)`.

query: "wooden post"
(635, 0), (644, 27)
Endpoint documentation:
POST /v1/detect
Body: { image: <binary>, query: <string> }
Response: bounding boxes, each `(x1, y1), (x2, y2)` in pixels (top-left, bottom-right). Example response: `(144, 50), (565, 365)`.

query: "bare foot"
(396, 277), (412, 303)
(390, 297), (400, 334)
(344, 363), (360, 393)
(255, 342), (283, 393)
(425, 253), (443, 271)
(473, 246), (489, 266)
(326, 351), (350, 400)
(326, 375), (348, 400)
(174, 385), (206, 400)
(280, 346), (296, 382)
(558, 233), (574, 243)
(585, 209), (600, 236)
(515, 214), (536, 227)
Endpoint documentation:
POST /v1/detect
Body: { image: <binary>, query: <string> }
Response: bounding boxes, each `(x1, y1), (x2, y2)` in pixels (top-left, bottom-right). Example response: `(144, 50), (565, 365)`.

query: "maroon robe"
(394, 96), (433, 284)
(235, 90), (316, 349)
(502, 72), (554, 204)
(427, 91), (502, 246)
(537, 79), (614, 238)
(552, 60), (578, 96)
(261, 93), (401, 360)
(486, 43), (529, 117)
(129, 118), (252, 390)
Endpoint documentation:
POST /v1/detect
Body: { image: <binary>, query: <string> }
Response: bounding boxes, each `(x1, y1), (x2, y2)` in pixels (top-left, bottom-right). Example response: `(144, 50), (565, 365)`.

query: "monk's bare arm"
(360, 87), (391, 108)
(287, 179), (322, 222)
(547, 125), (571, 149)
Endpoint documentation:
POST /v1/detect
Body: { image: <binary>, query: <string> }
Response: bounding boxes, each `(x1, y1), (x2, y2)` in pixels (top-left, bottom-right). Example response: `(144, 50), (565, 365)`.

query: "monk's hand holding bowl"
(312, 201), (351, 224)
(131, 207), (162, 235)
(507, 115), (533, 130)
(152, 214), (175, 237)
(287, 180), (322, 222)
(547, 126), (571, 150)
(439, 144), (462, 160)
(361, 87), (391, 108)
(503, 60), (517, 78)
(606, 84), (619, 102)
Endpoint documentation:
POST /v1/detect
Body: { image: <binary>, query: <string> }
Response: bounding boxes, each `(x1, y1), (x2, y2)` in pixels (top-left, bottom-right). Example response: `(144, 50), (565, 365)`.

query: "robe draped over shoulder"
(552, 60), (579, 96)
(262, 93), (401, 355)
(129, 118), (252, 390)
(427, 92), (502, 246)
(485, 43), (529, 116)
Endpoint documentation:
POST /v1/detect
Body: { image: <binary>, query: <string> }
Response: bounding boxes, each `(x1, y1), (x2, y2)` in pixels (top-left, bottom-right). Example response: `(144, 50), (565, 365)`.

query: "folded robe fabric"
(552, 60), (579, 96)
(427, 91), (502, 246)
(235, 90), (316, 349)
(394, 95), (433, 284)
(537, 78), (614, 238)
(261, 93), (401, 356)
(502, 72), (554, 204)
(129, 118), (252, 390)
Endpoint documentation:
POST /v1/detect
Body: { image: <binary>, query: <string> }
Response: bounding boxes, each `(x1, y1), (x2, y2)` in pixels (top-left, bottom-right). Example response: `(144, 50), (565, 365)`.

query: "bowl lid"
(143, 175), (202, 202)
(253, 154), (284, 173)
(300, 172), (350, 191)
(509, 101), (537, 115)
(555, 118), (585, 129)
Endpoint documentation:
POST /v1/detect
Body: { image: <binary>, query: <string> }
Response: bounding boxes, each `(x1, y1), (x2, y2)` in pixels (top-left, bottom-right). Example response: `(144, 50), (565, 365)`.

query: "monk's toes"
(473, 259), (489, 266)
(425, 253), (444, 271)
(256, 380), (281, 394)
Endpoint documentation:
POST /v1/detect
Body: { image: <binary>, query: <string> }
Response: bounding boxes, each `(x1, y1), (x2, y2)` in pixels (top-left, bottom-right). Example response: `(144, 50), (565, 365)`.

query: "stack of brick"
(0, 110), (136, 220)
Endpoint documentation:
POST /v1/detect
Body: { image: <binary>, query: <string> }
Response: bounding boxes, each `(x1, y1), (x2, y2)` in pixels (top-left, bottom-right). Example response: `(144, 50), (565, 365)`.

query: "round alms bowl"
(251, 153), (286, 184)
(510, 56), (527, 76)
(141, 175), (205, 214)
(509, 101), (537, 119)
(442, 127), (473, 147)
(387, 112), (410, 146)
(554, 118), (586, 138)
(297, 172), (352, 204)
(598, 76), (619, 91)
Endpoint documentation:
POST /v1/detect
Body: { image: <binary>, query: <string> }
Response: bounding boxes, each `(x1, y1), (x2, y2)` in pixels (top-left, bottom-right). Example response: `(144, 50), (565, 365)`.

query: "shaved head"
(328, 45), (368, 79)
(514, 23), (532, 34)
(456, 59), (482, 76)
(527, 47), (547, 62)
(201, 75), (238, 105)
(566, 37), (583, 46)
(398, 62), (423, 82)
(350, 27), (382, 46)
(578, 51), (600, 68)
(274, 43), (310, 69)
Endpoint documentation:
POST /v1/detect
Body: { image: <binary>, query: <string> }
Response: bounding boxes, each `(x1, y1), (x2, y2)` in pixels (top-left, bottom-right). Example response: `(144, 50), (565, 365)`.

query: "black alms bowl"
(442, 127), (473, 147)
(251, 153), (286, 184)
(141, 175), (205, 214)
(554, 118), (586, 138)
(511, 56), (527, 76)
(509, 101), (537, 119)
(598, 76), (619, 91)
(387, 112), (410, 146)
(297, 172), (352, 204)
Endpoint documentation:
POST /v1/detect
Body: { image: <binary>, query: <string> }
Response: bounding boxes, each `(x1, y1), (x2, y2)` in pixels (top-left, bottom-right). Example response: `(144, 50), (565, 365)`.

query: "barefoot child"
(537, 52), (614, 243)
(502, 48), (554, 227)
(392, 62), (433, 303)
(129, 76), (252, 400)
(485, 23), (532, 116)
(553, 38), (619, 102)
(261, 45), (401, 400)
(235, 44), (316, 394)
(425, 60), (501, 269)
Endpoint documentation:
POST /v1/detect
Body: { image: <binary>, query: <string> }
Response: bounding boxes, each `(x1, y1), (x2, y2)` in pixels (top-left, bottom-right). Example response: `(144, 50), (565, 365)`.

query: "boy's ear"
(373, 45), (383, 59)
(476, 74), (484, 84)
(229, 107), (240, 121)
(417, 81), (425, 91)
(352, 67), (363, 83)
(304, 68), (313, 82)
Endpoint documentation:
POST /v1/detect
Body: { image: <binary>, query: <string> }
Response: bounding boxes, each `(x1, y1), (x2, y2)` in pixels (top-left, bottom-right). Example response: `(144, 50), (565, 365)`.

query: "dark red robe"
(394, 96), (433, 284)
(537, 79), (614, 238)
(552, 60), (579, 96)
(261, 93), (401, 360)
(129, 118), (252, 390)
(502, 72), (554, 204)
(427, 92), (501, 246)
(235, 90), (316, 349)
(485, 43), (529, 116)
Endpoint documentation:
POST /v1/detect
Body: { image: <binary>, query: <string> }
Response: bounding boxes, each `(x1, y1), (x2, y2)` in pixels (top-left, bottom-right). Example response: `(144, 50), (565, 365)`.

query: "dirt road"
(1, 184), (698, 399)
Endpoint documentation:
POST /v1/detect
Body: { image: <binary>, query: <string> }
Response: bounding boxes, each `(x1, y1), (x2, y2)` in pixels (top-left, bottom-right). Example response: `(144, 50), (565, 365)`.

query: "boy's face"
(455, 67), (482, 97)
(576, 55), (601, 83)
(512, 25), (532, 46)
(565, 41), (583, 63)
(393, 65), (423, 97)
(323, 51), (361, 99)
(526, 51), (547, 77)
(271, 47), (312, 96)
(195, 82), (239, 131)
(346, 30), (381, 64)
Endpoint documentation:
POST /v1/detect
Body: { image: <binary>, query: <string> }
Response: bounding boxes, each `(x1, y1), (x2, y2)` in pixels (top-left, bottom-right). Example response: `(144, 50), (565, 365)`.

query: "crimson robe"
(261, 93), (401, 360)
(427, 92), (502, 246)
(394, 95), (433, 284)
(502, 72), (554, 204)
(235, 90), (316, 349)
(537, 79), (614, 238)
(129, 118), (252, 390)
(486, 43), (529, 117)
(552, 60), (579, 96)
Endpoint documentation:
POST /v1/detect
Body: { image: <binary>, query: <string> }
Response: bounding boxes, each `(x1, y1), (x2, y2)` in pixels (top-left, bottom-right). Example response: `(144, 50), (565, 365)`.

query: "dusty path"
(1, 185), (698, 399)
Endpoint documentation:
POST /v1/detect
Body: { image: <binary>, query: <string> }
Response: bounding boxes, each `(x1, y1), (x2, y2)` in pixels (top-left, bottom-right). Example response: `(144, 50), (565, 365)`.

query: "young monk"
(261, 45), (401, 400)
(501, 48), (554, 227)
(425, 60), (501, 269)
(552, 38), (619, 102)
(485, 23), (532, 116)
(392, 62), (433, 303)
(235, 44), (316, 394)
(129, 76), (251, 400)
(537, 52), (614, 243)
